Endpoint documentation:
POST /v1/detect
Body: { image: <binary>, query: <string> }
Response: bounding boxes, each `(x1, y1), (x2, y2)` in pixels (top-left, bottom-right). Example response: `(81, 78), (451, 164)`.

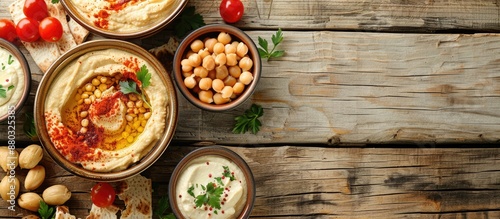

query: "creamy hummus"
(175, 155), (247, 219)
(69, 0), (175, 33)
(0, 47), (24, 116)
(44, 48), (168, 172)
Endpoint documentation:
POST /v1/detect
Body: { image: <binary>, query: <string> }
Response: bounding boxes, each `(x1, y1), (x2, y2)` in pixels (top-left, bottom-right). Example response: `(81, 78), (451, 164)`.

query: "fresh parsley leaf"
(51, 0), (59, 3)
(215, 177), (224, 186)
(136, 65), (151, 88)
(38, 200), (55, 219)
(119, 80), (137, 95)
(232, 104), (264, 134)
(8, 55), (14, 65)
(154, 196), (176, 219)
(257, 28), (285, 60)
(8, 85), (14, 91)
(174, 6), (205, 38)
(0, 85), (6, 98)
(23, 112), (38, 141)
(222, 166), (236, 181)
(195, 183), (224, 210)
(187, 185), (195, 197)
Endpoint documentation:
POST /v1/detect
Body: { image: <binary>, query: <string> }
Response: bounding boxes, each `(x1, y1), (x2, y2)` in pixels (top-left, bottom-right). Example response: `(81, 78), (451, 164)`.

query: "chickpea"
(94, 89), (102, 98)
(239, 71), (254, 85)
(233, 82), (245, 95)
(84, 83), (93, 92)
(202, 55), (215, 71)
(213, 93), (230, 105)
(226, 53), (238, 66)
(225, 44), (236, 54)
(212, 79), (225, 93)
(188, 53), (202, 67)
(100, 76), (108, 84)
(221, 86), (234, 99)
(208, 70), (216, 79)
(224, 76), (237, 87)
(215, 53), (226, 66)
(135, 100), (143, 108)
(127, 101), (134, 108)
(126, 115), (134, 122)
(199, 90), (214, 104)
(80, 127), (87, 134)
(81, 93), (89, 99)
(236, 42), (248, 57)
(215, 65), (229, 80)
(81, 119), (89, 127)
(98, 83), (107, 92)
(190, 39), (204, 53)
(84, 98), (91, 105)
(80, 111), (88, 118)
(198, 48), (210, 59)
(194, 66), (209, 78)
(91, 78), (100, 86)
(228, 66), (242, 78)
(239, 57), (253, 71)
(182, 71), (193, 78)
(129, 94), (138, 101)
(204, 38), (218, 53)
(184, 76), (197, 89)
(199, 78), (213, 90)
(144, 112), (152, 119)
(185, 50), (196, 59)
(217, 32), (232, 45)
(213, 42), (225, 54)
(181, 59), (193, 72)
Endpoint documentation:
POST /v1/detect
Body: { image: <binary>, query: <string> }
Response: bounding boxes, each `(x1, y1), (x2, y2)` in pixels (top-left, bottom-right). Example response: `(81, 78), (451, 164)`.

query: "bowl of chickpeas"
(173, 24), (261, 111)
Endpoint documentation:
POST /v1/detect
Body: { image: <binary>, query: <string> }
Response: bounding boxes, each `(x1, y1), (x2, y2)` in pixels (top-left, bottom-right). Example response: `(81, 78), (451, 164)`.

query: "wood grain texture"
(189, 0), (500, 32)
(1, 146), (499, 218)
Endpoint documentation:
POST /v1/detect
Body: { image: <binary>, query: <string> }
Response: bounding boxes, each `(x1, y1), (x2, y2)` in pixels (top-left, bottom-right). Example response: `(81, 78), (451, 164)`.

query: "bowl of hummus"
(0, 38), (31, 123)
(60, 0), (188, 39)
(169, 146), (255, 219)
(34, 39), (178, 181)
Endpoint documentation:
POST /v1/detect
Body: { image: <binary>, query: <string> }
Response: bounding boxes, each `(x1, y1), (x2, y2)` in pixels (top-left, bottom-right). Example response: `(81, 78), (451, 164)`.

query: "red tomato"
(91, 182), (116, 208)
(16, 18), (40, 42)
(39, 17), (63, 42)
(23, 0), (49, 21)
(0, 19), (17, 42)
(219, 0), (244, 23)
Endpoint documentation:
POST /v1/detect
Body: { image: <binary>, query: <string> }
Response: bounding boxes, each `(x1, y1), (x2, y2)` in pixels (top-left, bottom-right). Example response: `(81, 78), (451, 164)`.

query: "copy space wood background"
(1, 0), (500, 218)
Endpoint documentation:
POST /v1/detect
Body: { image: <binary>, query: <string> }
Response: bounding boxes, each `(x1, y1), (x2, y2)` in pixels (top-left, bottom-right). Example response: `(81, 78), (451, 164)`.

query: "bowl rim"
(168, 146), (256, 219)
(173, 24), (262, 111)
(60, 0), (188, 39)
(0, 38), (31, 123)
(34, 39), (178, 181)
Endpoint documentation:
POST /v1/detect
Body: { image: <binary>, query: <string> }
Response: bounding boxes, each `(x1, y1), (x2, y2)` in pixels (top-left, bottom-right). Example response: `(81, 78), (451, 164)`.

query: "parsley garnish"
(38, 200), (55, 219)
(153, 196), (176, 219)
(8, 55), (14, 65)
(174, 6), (205, 38)
(0, 85), (6, 98)
(222, 166), (236, 181)
(195, 182), (224, 211)
(51, 0), (59, 3)
(232, 104), (264, 134)
(187, 185), (195, 197)
(258, 28), (285, 60)
(119, 64), (152, 108)
(24, 112), (38, 141)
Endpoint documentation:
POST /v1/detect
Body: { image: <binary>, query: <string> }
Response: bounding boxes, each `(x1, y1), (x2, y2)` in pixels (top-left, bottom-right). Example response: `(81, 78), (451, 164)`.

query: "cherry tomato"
(16, 18), (40, 42)
(219, 0), (244, 23)
(23, 0), (49, 21)
(39, 17), (63, 42)
(91, 182), (116, 208)
(0, 19), (17, 42)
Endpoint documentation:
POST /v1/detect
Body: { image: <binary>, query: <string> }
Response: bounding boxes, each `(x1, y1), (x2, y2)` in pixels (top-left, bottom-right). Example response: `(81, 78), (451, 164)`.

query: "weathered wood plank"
(0, 146), (499, 218)
(187, 0), (500, 32)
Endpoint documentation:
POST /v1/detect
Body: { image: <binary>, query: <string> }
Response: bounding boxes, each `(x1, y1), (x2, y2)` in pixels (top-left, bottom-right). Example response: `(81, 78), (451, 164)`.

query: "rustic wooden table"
(1, 0), (500, 218)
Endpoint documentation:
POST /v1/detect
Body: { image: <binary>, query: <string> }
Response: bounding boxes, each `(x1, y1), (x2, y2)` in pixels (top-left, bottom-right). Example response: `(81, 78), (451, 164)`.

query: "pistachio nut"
(25, 165), (45, 191)
(0, 175), (20, 201)
(42, 184), (71, 205)
(0, 146), (18, 172)
(18, 192), (42, 212)
(19, 144), (43, 169)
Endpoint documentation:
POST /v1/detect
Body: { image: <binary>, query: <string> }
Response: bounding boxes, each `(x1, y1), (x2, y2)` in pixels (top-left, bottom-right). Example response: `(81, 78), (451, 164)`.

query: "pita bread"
(86, 204), (120, 219)
(54, 206), (76, 219)
(117, 175), (152, 219)
(9, 0), (89, 73)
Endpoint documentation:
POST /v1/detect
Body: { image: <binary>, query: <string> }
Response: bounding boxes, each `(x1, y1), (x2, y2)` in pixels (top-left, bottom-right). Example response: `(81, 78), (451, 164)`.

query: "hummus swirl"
(44, 48), (167, 172)
(175, 155), (247, 219)
(69, 0), (175, 33)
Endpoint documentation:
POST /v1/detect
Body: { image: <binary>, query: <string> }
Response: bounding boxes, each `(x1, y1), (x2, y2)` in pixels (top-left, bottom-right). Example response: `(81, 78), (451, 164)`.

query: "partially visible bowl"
(0, 38), (31, 123)
(34, 39), (178, 181)
(60, 0), (188, 39)
(173, 24), (262, 111)
(169, 146), (255, 219)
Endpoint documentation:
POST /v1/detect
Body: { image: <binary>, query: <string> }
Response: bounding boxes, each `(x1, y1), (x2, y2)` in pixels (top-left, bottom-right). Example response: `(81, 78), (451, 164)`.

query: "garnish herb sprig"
(38, 200), (55, 219)
(258, 28), (285, 60)
(174, 6), (205, 38)
(232, 104), (264, 134)
(119, 64), (152, 108)
(0, 85), (14, 98)
(23, 112), (38, 141)
(154, 196), (176, 219)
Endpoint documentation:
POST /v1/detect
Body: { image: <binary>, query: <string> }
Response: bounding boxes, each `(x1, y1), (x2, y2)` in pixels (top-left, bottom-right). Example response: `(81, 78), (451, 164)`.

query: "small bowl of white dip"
(169, 146), (255, 219)
(0, 38), (31, 123)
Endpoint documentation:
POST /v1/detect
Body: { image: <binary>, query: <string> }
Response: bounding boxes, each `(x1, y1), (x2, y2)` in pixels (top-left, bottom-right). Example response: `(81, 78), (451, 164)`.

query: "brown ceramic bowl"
(34, 39), (178, 181)
(0, 38), (31, 123)
(173, 24), (262, 111)
(169, 146), (255, 218)
(60, 0), (188, 39)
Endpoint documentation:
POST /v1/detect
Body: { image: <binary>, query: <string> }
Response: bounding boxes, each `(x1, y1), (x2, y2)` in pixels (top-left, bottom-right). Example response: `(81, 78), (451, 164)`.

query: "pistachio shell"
(19, 144), (43, 169)
(24, 165), (45, 191)
(18, 192), (42, 212)
(0, 175), (20, 201)
(0, 146), (18, 172)
(42, 184), (71, 205)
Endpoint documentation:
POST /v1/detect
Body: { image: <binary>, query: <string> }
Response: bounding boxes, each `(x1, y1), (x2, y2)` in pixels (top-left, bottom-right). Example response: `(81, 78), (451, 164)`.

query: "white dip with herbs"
(176, 155), (247, 219)
(0, 47), (24, 115)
